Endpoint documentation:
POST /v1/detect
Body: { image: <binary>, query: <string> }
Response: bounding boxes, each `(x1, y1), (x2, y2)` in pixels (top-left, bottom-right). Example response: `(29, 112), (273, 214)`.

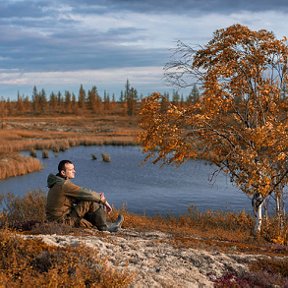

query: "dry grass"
(0, 153), (42, 180)
(115, 205), (288, 256)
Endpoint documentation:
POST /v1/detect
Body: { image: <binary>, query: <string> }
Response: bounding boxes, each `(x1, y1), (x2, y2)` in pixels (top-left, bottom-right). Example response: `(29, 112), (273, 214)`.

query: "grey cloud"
(0, 0), (153, 72)
(1, 0), (288, 79)
(0, 25), (168, 72)
(2, 0), (288, 23)
(114, 0), (288, 13)
(64, 0), (288, 14)
(0, 1), (50, 18)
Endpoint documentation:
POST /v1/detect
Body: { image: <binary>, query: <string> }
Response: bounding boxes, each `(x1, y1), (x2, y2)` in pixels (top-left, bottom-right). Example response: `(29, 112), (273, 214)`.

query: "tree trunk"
(275, 192), (285, 231)
(254, 201), (264, 234)
(252, 192), (265, 234)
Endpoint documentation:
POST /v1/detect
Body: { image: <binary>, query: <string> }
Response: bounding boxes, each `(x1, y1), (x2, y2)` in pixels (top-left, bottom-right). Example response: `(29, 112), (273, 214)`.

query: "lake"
(0, 145), (253, 216)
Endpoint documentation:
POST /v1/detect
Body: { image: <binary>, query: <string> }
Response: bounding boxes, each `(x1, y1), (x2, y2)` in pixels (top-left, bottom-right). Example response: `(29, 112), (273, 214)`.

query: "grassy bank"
(1, 190), (288, 287)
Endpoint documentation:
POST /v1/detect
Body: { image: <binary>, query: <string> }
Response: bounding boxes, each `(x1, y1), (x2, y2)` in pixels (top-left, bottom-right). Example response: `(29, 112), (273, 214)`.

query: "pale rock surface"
(23, 229), (258, 287)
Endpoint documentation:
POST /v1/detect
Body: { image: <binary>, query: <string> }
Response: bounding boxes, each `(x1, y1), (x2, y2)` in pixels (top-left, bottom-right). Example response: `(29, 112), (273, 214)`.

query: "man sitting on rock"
(46, 159), (124, 232)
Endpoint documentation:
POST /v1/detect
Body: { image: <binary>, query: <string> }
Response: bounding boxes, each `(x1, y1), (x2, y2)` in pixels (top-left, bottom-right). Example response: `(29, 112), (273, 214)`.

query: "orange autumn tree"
(139, 24), (288, 233)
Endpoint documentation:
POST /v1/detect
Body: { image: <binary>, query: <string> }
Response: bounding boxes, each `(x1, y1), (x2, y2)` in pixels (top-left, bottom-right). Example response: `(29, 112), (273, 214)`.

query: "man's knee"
(73, 201), (101, 218)
(84, 205), (107, 230)
(65, 202), (106, 229)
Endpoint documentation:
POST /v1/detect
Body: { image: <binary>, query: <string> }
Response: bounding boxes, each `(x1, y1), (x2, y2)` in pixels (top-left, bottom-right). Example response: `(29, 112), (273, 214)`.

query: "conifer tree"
(49, 92), (58, 113)
(65, 90), (72, 113)
(124, 79), (138, 116)
(78, 84), (86, 109)
(187, 84), (200, 103)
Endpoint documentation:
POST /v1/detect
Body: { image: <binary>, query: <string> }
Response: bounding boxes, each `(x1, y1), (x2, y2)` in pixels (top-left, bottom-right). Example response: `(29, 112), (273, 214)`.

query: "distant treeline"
(0, 80), (201, 116)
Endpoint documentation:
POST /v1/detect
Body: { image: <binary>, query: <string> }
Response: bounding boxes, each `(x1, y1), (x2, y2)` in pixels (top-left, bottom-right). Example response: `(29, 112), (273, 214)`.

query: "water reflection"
(0, 146), (252, 216)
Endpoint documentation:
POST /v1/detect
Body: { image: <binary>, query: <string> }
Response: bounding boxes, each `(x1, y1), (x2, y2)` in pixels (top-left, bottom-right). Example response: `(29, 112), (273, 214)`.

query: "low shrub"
(212, 257), (288, 288)
(185, 206), (254, 231)
(0, 190), (46, 228)
(0, 228), (134, 287)
(260, 217), (288, 245)
(250, 257), (288, 278)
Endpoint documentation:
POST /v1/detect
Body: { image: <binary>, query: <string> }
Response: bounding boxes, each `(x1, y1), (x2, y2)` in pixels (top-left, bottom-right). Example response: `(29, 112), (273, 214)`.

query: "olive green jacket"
(46, 173), (103, 221)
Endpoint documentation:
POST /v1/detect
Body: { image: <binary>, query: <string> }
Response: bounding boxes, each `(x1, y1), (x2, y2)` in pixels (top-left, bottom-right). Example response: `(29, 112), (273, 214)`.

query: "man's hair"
(58, 160), (73, 173)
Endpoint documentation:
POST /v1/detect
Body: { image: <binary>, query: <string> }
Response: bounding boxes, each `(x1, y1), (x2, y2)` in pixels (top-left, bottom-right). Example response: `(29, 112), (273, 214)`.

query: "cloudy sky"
(1, 0), (288, 100)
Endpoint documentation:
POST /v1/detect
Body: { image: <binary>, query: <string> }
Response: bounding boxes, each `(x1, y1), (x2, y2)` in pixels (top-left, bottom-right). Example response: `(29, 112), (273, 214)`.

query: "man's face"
(62, 163), (76, 179)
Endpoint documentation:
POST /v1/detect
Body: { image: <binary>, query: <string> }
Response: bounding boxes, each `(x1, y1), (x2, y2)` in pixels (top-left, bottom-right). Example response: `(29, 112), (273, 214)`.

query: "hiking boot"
(107, 214), (124, 232)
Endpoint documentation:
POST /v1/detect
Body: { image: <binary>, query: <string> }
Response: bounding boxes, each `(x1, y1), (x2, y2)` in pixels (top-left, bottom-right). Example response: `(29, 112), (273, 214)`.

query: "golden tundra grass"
(0, 115), (140, 179)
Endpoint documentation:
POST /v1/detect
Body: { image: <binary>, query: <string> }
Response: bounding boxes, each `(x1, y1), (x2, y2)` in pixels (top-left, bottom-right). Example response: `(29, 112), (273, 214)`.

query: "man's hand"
(100, 192), (112, 214)
(100, 192), (106, 203)
(105, 201), (112, 214)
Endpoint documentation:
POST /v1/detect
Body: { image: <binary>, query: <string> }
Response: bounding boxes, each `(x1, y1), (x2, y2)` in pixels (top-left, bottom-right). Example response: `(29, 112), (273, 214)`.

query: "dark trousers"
(65, 201), (107, 230)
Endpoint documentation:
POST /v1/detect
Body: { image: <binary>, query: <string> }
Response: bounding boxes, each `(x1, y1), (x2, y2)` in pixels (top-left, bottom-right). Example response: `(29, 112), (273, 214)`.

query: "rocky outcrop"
(23, 228), (259, 287)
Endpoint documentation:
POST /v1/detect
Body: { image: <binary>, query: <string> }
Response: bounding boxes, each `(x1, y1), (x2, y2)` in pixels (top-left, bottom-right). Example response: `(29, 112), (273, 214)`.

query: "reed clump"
(42, 150), (49, 158)
(91, 153), (97, 160)
(29, 148), (37, 157)
(0, 153), (42, 180)
(101, 153), (111, 162)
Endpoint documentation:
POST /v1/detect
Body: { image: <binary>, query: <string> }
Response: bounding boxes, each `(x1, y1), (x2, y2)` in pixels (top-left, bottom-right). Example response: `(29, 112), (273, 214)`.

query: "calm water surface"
(0, 146), (253, 215)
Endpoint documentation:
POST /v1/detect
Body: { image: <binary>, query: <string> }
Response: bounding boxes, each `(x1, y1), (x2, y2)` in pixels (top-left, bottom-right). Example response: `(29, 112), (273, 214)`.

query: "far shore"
(0, 115), (140, 180)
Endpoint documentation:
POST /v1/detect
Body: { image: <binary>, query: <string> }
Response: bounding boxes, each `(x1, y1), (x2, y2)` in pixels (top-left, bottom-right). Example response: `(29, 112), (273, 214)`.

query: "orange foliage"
(140, 24), (288, 201)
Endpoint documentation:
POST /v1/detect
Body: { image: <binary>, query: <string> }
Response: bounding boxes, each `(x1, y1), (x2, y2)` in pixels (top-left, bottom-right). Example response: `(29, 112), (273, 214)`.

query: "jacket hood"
(47, 173), (65, 188)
